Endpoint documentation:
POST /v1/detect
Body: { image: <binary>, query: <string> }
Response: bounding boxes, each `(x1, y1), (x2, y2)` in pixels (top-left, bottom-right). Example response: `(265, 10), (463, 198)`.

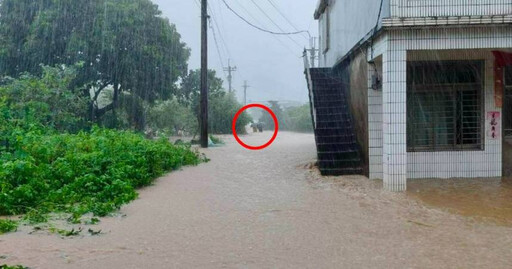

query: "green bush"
(147, 98), (197, 136)
(0, 65), (89, 134)
(259, 102), (313, 133)
(0, 127), (201, 218)
(0, 219), (17, 234)
(285, 104), (314, 133)
(0, 265), (28, 269)
(209, 135), (224, 145)
(209, 92), (251, 135)
(0, 65), (203, 222)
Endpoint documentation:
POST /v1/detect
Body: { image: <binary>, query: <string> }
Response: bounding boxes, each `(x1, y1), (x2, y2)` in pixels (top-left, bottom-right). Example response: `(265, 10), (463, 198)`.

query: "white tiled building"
(312, 0), (512, 191)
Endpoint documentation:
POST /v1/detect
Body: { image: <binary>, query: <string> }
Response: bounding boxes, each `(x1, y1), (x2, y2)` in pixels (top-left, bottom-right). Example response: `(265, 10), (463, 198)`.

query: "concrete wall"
(372, 26), (512, 190)
(330, 52), (371, 177)
(348, 53), (370, 176)
(390, 0), (512, 17)
(368, 57), (384, 180)
(406, 50), (501, 179)
(317, 0), (511, 69)
(318, 0), (390, 67)
(314, 0), (512, 190)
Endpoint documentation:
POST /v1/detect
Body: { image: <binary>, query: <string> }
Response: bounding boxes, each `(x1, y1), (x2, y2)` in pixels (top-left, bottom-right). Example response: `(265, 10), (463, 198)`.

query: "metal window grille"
(407, 60), (484, 152)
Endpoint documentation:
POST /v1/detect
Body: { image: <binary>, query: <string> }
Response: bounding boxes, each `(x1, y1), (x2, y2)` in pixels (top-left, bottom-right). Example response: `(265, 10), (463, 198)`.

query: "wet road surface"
(408, 177), (512, 226)
(1, 131), (512, 268)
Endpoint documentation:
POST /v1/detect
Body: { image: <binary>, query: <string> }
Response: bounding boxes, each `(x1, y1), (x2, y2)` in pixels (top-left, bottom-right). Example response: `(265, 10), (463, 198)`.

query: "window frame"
(406, 60), (485, 153)
(321, 7), (330, 54)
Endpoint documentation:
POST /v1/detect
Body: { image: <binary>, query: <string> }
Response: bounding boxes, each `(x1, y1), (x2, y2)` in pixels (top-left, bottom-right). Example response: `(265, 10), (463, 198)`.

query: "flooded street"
(408, 177), (512, 226)
(2, 132), (512, 268)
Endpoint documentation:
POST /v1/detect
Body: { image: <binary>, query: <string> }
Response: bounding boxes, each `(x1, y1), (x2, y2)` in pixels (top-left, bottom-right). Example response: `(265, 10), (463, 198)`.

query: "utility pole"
(224, 59), (237, 93)
(200, 0), (208, 148)
(306, 37), (318, 67)
(242, 80), (250, 105)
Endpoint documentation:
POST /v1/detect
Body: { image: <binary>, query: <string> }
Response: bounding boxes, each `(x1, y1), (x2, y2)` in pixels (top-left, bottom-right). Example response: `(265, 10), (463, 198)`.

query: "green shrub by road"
(0, 219), (17, 234)
(0, 128), (201, 220)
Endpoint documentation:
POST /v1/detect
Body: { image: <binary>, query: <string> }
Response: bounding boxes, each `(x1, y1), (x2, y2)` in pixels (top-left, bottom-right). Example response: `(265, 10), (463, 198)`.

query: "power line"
(207, 4), (228, 67)
(265, 0), (309, 40)
(248, 0), (303, 48)
(207, 1), (242, 91)
(370, 0), (385, 60)
(207, 2), (232, 60)
(208, 16), (226, 76)
(220, 0), (309, 36)
(226, 0), (302, 57)
(197, 0), (228, 73)
(231, 0), (264, 25)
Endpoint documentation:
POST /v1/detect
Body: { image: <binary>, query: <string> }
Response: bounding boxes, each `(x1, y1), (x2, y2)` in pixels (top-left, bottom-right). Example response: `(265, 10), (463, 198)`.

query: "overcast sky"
(152, 0), (318, 104)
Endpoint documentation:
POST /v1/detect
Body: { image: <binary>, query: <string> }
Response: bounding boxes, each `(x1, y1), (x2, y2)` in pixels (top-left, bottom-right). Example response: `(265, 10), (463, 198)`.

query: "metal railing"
(303, 49), (317, 128)
(390, 0), (512, 18)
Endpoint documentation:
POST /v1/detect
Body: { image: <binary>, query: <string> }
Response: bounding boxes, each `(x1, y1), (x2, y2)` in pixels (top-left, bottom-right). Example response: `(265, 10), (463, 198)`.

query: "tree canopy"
(180, 69), (251, 134)
(0, 0), (190, 120)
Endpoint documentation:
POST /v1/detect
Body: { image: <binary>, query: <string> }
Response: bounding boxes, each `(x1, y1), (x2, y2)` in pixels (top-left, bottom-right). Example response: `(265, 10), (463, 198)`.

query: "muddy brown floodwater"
(408, 177), (512, 226)
(1, 131), (512, 268)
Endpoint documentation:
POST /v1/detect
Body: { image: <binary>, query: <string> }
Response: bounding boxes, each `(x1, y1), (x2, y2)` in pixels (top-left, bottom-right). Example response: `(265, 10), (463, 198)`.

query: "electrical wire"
(228, 0), (301, 57)
(265, 0), (309, 40)
(247, 0), (303, 48)
(208, 2), (232, 60)
(208, 17), (227, 76)
(370, 0), (385, 60)
(220, 0), (309, 36)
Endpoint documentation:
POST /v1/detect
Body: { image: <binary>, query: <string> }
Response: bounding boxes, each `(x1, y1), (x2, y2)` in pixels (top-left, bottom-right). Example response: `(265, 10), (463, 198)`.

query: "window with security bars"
(407, 61), (484, 152)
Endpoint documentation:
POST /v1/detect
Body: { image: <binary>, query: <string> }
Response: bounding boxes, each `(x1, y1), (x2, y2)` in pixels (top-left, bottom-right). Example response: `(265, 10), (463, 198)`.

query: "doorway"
(503, 66), (512, 176)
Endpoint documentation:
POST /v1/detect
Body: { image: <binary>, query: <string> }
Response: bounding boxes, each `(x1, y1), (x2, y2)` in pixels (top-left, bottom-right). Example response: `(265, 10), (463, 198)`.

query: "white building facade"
(313, 0), (512, 191)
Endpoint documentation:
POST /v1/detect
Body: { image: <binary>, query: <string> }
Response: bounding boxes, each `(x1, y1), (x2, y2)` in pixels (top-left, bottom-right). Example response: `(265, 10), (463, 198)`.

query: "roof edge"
(314, 0), (329, 20)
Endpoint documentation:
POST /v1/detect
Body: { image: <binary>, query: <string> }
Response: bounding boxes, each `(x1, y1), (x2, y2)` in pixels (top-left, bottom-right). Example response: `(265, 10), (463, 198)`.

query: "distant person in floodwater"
(251, 123), (258, 133)
(257, 122), (264, 132)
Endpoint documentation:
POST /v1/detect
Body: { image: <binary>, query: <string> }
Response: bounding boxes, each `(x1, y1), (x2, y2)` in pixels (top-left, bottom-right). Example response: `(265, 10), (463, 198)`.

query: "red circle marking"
(232, 104), (279, 150)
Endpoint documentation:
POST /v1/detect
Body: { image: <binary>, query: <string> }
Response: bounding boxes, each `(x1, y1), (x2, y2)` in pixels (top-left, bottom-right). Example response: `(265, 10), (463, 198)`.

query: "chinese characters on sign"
(487, 111), (500, 140)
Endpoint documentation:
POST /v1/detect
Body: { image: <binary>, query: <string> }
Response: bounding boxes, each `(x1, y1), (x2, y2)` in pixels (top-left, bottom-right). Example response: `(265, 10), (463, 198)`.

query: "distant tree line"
(259, 101), (313, 133)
